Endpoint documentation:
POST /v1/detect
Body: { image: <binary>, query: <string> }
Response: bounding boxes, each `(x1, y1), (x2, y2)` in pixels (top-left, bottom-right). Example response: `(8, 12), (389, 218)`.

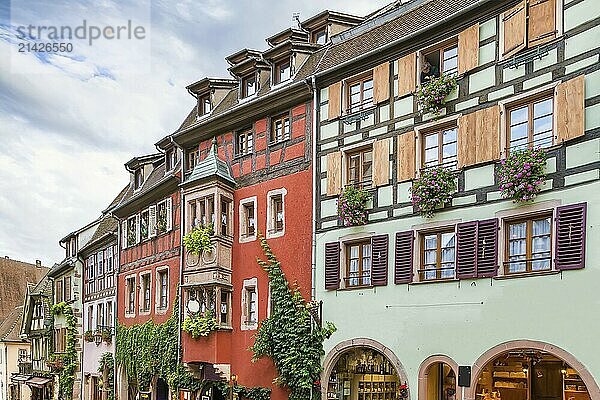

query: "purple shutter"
(371, 235), (389, 286)
(555, 203), (587, 270)
(476, 218), (499, 277)
(394, 231), (414, 284)
(456, 222), (477, 279)
(325, 242), (341, 290)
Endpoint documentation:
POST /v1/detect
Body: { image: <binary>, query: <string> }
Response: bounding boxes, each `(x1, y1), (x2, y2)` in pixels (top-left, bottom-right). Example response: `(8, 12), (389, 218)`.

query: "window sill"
(494, 269), (559, 280)
(233, 152), (253, 161)
(410, 278), (459, 285)
(269, 138), (289, 148)
(239, 234), (257, 244)
(265, 228), (285, 240)
(336, 284), (374, 292)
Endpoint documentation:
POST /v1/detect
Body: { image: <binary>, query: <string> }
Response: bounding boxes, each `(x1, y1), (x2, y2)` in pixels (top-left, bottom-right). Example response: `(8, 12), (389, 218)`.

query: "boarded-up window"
(556, 75), (585, 143)
(397, 131), (416, 182)
(326, 151), (343, 196)
(458, 23), (480, 75)
(502, 0), (527, 58)
(372, 138), (390, 187)
(394, 231), (414, 284)
(555, 203), (587, 270)
(325, 242), (341, 290)
(371, 235), (389, 286)
(328, 82), (342, 120)
(373, 62), (390, 104)
(528, 0), (557, 47)
(456, 219), (499, 279)
(458, 105), (500, 168)
(397, 53), (416, 97)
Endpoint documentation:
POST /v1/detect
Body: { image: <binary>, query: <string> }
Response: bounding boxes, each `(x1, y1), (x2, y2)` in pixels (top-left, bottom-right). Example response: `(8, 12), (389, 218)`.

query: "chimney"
(36, 260), (42, 268)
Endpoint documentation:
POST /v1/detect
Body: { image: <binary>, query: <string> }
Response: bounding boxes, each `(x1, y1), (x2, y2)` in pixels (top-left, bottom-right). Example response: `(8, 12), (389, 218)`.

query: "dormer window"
(198, 94), (211, 116)
(274, 59), (291, 84)
(134, 169), (144, 190)
(311, 27), (327, 45)
(242, 74), (257, 98)
(166, 148), (178, 171)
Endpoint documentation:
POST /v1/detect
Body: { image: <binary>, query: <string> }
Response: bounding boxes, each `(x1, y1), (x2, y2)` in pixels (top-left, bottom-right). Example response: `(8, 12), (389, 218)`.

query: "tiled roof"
(88, 215), (118, 246)
(0, 258), (48, 323)
(184, 139), (236, 186)
(0, 306), (24, 342)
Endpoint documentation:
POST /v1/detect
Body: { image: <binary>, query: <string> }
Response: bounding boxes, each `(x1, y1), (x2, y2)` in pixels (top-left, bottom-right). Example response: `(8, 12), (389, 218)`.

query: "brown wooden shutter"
(456, 221), (478, 279)
(458, 106), (500, 168)
(325, 242), (341, 290)
(458, 23), (480, 75)
(326, 151), (343, 196)
(397, 53), (416, 97)
(555, 203), (587, 270)
(394, 231), (414, 284)
(373, 62), (390, 104)
(556, 75), (585, 143)
(528, 0), (557, 47)
(477, 218), (499, 277)
(64, 277), (72, 302)
(502, 0), (527, 58)
(371, 235), (389, 286)
(397, 131), (416, 182)
(328, 82), (342, 120)
(373, 138), (390, 187)
(55, 280), (63, 303)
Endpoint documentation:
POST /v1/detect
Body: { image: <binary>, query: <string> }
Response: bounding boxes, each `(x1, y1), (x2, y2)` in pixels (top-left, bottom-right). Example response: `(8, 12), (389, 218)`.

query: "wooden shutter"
(555, 203), (587, 270)
(325, 242), (341, 290)
(55, 280), (63, 303)
(328, 82), (342, 120)
(64, 277), (72, 302)
(458, 23), (480, 75)
(326, 151), (343, 196)
(135, 214), (141, 244)
(556, 75), (585, 143)
(394, 231), (414, 284)
(456, 221), (478, 279)
(502, 0), (527, 58)
(528, 0), (557, 47)
(149, 205), (157, 237)
(373, 62), (390, 104)
(166, 197), (173, 231)
(458, 105), (500, 168)
(457, 219), (499, 278)
(121, 220), (127, 249)
(371, 235), (389, 286)
(372, 138), (390, 187)
(397, 53), (416, 97)
(397, 131), (416, 182)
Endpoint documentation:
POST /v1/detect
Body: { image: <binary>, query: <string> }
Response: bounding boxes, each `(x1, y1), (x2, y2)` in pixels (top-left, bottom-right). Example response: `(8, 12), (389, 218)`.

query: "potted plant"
(498, 147), (547, 203)
(416, 74), (457, 117)
(84, 330), (94, 342)
(183, 224), (215, 256)
(337, 186), (371, 227)
(46, 354), (64, 371)
(410, 166), (456, 218)
(101, 328), (112, 344)
(182, 310), (218, 339)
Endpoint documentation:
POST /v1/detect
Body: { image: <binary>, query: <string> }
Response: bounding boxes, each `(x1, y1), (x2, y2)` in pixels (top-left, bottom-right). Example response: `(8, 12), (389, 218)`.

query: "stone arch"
(465, 340), (600, 400)
(321, 338), (410, 400)
(418, 355), (459, 400)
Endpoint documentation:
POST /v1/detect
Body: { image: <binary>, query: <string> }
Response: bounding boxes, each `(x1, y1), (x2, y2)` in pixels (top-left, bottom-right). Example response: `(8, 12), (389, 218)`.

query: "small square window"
(274, 59), (291, 84)
(312, 28), (327, 45)
(242, 74), (257, 98)
(346, 147), (373, 189)
(507, 96), (554, 152)
(236, 130), (254, 156)
(419, 230), (456, 281)
(271, 114), (290, 143)
(504, 214), (552, 274)
(346, 74), (373, 114)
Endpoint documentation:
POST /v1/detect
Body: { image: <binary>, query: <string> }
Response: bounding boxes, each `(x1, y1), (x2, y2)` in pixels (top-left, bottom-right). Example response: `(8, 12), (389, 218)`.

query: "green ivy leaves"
(182, 310), (217, 338)
(98, 353), (115, 400)
(183, 224), (214, 255)
(50, 302), (77, 400)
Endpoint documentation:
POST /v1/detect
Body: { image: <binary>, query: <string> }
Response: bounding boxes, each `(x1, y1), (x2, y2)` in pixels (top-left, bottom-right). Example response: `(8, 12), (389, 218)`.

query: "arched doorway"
(322, 339), (409, 400)
(419, 356), (458, 400)
(156, 378), (169, 400)
(468, 341), (600, 400)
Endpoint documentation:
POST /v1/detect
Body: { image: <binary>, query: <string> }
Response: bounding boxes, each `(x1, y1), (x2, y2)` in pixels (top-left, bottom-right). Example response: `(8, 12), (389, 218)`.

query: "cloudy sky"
(0, 0), (389, 266)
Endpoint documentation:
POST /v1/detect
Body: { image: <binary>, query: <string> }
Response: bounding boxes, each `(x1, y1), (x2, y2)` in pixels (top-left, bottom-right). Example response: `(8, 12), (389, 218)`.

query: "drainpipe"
(176, 145), (185, 365)
(309, 75), (318, 302)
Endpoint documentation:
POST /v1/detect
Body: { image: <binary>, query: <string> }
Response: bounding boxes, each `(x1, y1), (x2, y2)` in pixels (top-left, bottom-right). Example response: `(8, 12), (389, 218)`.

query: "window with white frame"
(126, 276), (136, 315)
(96, 303), (105, 329)
(106, 301), (113, 328)
(266, 189), (287, 239)
(140, 273), (151, 313)
(156, 268), (169, 311)
(239, 197), (257, 242)
(140, 209), (150, 240)
(419, 229), (456, 281)
(156, 197), (172, 235)
(220, 196), (232, 237)
(127, 216), (138, 247)
(241, 278), (258, 330)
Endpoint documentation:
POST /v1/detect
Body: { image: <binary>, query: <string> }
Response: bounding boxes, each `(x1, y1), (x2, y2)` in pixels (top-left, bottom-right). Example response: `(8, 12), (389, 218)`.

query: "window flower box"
(410, 166), (456, 218)
(337, 186), (371, 227)
(498, 147), (547, 203)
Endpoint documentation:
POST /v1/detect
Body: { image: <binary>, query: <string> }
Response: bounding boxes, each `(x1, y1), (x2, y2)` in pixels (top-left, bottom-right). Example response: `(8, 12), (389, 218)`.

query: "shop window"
(346, 146), (373, 189)
(312, 27), (327, 45)
(507, 95), (554, 152)
(188, 148), (199, 170)
(198, 94), (211, 116)
(346, 73), (373, 113)
(140, 273), (151, 313)
(242, 74), (257, 98)
(157, 269), (169, 310)
(271, 113), (290, 144)
(274, 58), (291, 84)
(345, 240), (372, 287)
(420, 40), (458, 84)
(236, 129), (254, 156)
(421, 125), (457, 169)
(504, 214), (552, 274)
(239, 198), (257, 241)
(420, 230), (456, 281)
(126, 276), (136, 315)
(134, 168), (144, 190)
(424, 363), (456, 400)
(220, 196), (232, 237)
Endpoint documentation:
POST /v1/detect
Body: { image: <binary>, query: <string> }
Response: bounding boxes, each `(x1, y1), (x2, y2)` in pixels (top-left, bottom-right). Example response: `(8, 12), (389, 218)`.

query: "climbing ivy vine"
(98, 353), (115, 400)
(251, 237), (336, 400)
(50, 302), (77, 400)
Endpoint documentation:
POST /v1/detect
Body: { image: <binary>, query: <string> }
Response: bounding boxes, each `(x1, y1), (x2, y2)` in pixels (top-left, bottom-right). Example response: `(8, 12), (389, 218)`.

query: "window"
(105, 247), (113, 273)
(312, 27), (327, 44)
(33, 301), (43, 320)
(220, 290), (230, 326)
(220, 197), (231, 236)
(346, 74), (373, 113)
(421, 41), (458, 84)
(140, 209), (150, 240)
(345, 240), (372, 287)
(106, 301), (113, 328)
(189, 195), (215, 230)
(126, 276), (136, 314)
(140, 273), (151, 312)
(242, 74), (257, 98)
(420, 231), (456, 281)
(198, 94), (211, 116)
(156, 198), (172, 234)
(127, 216), (138, 246)
(166, 148), (178, 171)
(243, 203), (255, 237)
(505, 214), (552, 274)
(158, 270), (168, 310)
(246, 287), (257, 323)
(274, 59), (291, 84)
(97, 303), (104, 328)
(188, 149), (199, 170)
(271, 113), (290, 143)
(422, 125), (457, 169)
(134, 168), (144, 190)
(236, 129), (253, 156)
(507, 96), (554, 151)
(346, 147), (373, 188)
(70, 237), (77, 257)
(270, 194), (284, 233)
(87, 305), (93, 331)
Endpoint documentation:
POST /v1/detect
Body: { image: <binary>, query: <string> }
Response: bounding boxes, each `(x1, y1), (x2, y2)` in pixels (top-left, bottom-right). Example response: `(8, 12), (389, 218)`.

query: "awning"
(26, 377), (53, 388)
(11, 375), (31, 383)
